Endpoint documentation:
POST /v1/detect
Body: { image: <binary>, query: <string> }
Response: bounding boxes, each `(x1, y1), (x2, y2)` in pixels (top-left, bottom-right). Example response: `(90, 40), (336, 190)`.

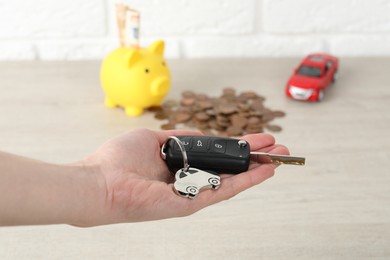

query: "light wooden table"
(0, 58), (389, 259)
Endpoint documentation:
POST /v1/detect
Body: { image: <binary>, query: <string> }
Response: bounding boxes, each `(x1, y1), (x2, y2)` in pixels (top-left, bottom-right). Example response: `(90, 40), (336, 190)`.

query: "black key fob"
(161, 136), (251, 174)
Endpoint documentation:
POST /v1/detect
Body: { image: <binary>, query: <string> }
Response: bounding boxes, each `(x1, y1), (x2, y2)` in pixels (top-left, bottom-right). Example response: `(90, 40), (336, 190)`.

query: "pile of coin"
(149, 88), (285, 136)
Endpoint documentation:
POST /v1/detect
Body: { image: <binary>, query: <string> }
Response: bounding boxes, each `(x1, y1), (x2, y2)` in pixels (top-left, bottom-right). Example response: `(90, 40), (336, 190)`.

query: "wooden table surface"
(0, 58), (389, 259)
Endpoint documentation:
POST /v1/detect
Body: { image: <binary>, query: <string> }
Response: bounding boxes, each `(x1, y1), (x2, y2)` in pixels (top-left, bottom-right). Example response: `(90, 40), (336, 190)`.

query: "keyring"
(161, 136), (190, 172)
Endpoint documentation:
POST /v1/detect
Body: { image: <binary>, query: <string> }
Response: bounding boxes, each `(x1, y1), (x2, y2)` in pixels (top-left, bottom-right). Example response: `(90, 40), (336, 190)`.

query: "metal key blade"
(250, 152), (305, 165)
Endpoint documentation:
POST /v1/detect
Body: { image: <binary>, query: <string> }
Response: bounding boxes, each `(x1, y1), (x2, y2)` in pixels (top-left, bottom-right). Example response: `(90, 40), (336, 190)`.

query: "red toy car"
(285, 53), (339, 102)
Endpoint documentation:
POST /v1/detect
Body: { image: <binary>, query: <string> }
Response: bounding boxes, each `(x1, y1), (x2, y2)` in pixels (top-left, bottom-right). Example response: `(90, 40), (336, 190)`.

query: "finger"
(240, 133), (275, 151)
(257, 144), (290, 155)
(218, 163), (276, 198)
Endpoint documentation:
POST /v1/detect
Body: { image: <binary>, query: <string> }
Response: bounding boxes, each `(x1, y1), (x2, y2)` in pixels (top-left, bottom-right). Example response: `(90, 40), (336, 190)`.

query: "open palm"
(84, 128), (289, 225)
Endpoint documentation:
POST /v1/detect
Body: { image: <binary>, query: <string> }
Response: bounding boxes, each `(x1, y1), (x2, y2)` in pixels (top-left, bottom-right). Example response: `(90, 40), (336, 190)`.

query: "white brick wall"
(0, 0), (389, 60)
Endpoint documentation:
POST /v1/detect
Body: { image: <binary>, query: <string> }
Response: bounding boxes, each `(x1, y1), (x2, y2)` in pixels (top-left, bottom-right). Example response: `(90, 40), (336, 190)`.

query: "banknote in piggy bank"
(100, 40), (171, 116)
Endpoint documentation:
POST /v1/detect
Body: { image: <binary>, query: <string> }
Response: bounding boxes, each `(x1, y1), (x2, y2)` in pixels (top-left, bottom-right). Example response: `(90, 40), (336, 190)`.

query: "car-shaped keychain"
(173, 168), (220, 198)
(285, 53), (339, 102)
(161, 136), (222, 199)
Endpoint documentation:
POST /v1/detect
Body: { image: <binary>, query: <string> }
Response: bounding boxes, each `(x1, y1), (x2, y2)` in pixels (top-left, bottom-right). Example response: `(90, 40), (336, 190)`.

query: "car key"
(161, 136), (305, 174)
(166, 136), (221, 199)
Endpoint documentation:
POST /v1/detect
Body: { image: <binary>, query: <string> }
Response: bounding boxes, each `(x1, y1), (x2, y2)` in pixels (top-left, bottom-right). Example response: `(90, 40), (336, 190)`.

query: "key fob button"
(191, 137), (209, 152)
(174, 137), (192, 151)
(211, 139), (226, 153)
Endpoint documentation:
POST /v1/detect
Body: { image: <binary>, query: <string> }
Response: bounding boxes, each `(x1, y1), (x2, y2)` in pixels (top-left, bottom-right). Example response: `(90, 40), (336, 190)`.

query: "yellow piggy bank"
(100, 40), (171, 116)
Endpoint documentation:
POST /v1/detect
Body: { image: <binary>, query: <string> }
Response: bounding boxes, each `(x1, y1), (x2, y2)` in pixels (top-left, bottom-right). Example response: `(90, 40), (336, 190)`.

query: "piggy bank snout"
(151, 77), (170, 97)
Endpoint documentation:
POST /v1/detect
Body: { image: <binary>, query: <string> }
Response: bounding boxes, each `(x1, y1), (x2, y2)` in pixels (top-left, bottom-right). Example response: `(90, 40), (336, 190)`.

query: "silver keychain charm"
(162, 136), (221, 199)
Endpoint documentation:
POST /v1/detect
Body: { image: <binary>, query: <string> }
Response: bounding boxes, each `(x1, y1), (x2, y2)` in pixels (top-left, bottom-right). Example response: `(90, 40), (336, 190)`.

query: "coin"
(154, 111), (169, 120)
(248, 116), (261, 126)
(226, 125), (242, 136)
(239, 91), (258, 99)
(218, 103), (237, 115)
(147, 106), (163, 112)
(182, 90), (195, 98)
(223, 87), (236, 96)
(230, 114), (248, 129)
(238, 103), (250, 112)
(175, 112), (192, 123)
(265, 124), (282, 132)
(246, 126), (263, 134)
(272, 110), (286, 117)
(181, 97), (196, 106)
(194, 112), (209, 122)
(161, 123), (175, 130)
(198, 100), (213, 110)
(250, 99), (264, 110)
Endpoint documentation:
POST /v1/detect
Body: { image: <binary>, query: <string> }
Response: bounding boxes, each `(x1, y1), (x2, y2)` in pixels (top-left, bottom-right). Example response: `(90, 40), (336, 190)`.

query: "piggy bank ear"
(148, 40), (165, 56)
(125, 49), (141, 68)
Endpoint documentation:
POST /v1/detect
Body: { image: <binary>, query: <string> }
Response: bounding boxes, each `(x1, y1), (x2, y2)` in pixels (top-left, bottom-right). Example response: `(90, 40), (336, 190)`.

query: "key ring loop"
(166, 136), (190, 171)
